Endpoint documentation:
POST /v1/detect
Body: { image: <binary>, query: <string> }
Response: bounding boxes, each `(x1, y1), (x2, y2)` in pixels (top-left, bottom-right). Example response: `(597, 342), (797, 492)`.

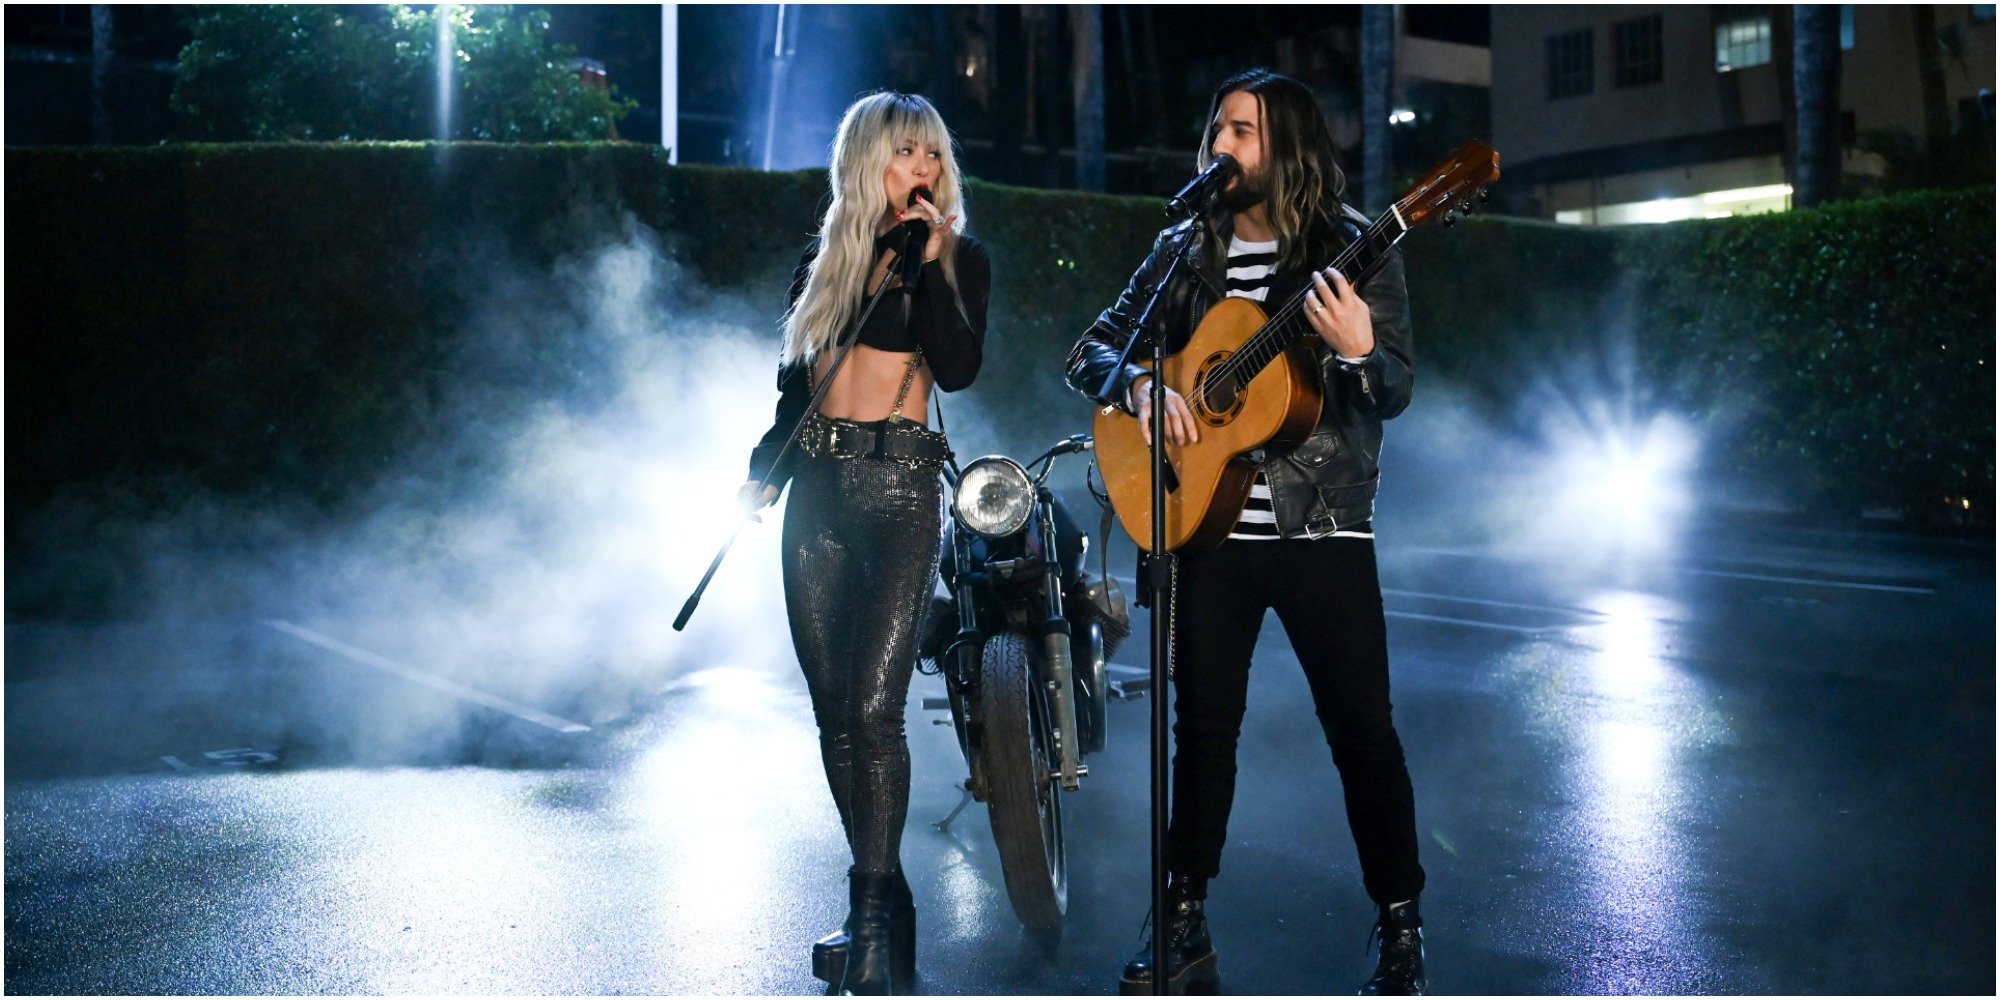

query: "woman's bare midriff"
(814, 344), (933, 425)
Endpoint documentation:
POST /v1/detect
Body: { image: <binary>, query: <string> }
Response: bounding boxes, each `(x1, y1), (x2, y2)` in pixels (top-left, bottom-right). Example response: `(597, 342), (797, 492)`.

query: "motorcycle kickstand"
(933, 780), (975, 833)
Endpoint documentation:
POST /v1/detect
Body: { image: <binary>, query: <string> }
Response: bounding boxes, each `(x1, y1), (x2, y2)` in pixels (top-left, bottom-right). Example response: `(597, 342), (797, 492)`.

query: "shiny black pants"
(1167, 536), (1426, 905)
(782, 447), (943, 875)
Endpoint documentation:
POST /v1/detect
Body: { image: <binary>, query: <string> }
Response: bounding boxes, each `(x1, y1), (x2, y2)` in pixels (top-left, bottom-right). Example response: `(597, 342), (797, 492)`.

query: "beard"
(1217, 172), (1268, 214)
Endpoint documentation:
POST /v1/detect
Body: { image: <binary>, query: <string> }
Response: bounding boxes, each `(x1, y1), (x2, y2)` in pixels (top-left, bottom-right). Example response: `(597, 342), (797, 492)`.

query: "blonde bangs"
(782, 92), (969, 366)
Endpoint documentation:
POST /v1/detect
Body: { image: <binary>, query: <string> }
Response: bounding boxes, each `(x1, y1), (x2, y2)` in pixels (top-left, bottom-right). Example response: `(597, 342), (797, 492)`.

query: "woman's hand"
(897, 195), (956, 263)
(1303, 267), (1374, 359)
(738, 481), (780, 511)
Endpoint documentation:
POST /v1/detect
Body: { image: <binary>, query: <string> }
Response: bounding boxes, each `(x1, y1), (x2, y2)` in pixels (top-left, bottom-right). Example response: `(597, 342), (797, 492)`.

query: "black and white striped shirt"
(1223, 235), (1373, 542)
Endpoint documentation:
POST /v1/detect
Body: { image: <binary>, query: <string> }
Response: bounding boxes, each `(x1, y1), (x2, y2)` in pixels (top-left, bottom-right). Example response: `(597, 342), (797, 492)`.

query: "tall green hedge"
(7, 145), (1992, 566)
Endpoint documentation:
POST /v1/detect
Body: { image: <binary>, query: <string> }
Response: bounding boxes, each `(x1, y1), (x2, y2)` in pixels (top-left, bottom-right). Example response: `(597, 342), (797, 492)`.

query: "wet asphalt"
(5, 519), (1993, 995)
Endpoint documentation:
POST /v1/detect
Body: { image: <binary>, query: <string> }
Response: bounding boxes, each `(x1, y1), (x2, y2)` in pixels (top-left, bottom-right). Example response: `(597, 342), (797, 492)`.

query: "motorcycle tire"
(978, 630), (1068, 929)
(1072, 621), (1109, 757)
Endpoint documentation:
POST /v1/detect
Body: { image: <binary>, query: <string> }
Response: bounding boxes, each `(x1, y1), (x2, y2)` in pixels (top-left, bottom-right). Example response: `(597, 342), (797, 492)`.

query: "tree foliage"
(170, 5), (635, 142)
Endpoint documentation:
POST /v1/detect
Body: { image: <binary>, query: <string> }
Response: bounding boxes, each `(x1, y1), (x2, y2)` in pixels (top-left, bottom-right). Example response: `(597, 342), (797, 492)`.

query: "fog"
(16, 212), (1734, 768)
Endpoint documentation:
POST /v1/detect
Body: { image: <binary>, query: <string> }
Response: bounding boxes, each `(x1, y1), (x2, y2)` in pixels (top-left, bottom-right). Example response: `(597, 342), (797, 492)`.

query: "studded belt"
(798, 412), (950, 469)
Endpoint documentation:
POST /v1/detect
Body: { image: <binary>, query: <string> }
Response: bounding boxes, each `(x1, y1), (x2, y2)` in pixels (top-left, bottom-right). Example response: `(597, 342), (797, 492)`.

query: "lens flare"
(1532, 409), (1699, 567)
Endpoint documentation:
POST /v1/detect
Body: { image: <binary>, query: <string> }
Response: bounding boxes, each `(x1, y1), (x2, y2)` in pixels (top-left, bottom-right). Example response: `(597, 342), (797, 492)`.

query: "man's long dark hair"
(1196, 69), (1349, 274)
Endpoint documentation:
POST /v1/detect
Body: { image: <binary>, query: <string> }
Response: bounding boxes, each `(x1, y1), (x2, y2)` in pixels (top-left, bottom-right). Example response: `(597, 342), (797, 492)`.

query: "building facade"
(1492, 4), (1995, 224)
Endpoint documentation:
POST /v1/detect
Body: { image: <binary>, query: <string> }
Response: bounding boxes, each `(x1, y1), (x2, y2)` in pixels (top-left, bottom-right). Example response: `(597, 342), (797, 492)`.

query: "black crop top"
(745, 232), (990, 489)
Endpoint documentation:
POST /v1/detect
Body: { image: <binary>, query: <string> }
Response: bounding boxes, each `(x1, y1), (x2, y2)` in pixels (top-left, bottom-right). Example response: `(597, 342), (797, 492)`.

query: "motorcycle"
(918, 432), (1130, 929)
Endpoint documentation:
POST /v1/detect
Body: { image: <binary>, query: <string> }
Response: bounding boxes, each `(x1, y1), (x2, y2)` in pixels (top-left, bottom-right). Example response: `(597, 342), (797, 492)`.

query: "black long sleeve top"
(745, 232), (989, 490)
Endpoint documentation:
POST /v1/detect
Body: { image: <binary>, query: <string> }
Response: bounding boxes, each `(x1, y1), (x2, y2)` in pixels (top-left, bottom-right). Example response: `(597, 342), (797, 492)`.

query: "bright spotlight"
(1534, 410), (1699, 565)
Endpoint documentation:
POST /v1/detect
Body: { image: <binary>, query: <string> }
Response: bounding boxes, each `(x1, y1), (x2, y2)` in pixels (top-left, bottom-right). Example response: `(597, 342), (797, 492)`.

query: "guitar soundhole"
(1191, 352), (1247, 426)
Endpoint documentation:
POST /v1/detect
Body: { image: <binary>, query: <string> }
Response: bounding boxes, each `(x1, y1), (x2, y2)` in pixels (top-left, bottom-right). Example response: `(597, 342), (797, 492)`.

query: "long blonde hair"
(782, 92), (967, 365)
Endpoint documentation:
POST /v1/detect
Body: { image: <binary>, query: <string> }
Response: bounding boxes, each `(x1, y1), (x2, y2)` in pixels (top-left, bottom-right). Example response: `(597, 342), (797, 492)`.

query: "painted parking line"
(1401, 545), (1937, 595)
(264, 619), (591, 734)
(1113, 576), (1573, 634)
(1380, 588), (1605, 619)
(1681, 567), (1935, 594)
(1384, 610), (1556, 635)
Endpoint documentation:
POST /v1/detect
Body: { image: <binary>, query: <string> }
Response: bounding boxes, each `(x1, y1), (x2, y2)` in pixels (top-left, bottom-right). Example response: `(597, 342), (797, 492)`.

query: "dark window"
(1614, 14), (1664, 87)
(1715, 14), (1772, 71)
(1974, 5), (1995, 25)
(1546, 28), (1594, 99)
(1841, 5), (1855, 49)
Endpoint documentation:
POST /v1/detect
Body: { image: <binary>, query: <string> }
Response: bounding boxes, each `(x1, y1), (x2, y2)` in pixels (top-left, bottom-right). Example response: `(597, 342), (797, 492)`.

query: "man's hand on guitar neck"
(1129, 376), (1201, 447)
(1304, 266), (1375, 360)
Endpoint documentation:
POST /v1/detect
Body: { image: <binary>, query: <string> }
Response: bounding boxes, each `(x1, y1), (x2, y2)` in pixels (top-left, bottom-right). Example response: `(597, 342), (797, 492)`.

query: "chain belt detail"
(797, 411), (950, 470)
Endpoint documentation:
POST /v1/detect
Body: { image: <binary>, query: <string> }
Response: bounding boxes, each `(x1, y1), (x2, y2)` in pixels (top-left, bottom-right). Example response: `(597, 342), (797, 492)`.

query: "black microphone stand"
(1094, 206), (1208, 996)
(674, 242), (913, 632)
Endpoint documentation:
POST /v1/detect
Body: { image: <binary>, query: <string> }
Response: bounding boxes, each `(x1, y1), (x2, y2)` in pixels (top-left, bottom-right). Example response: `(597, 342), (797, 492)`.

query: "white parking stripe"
(1401, 545), (1936, 595)
(1682, 568), (1935, 594)
(1385, 611), (1555, 635)
(1380, 588), (1604, 619)
(1114, 575), (1589, 629)
(264, 620), (591, 734)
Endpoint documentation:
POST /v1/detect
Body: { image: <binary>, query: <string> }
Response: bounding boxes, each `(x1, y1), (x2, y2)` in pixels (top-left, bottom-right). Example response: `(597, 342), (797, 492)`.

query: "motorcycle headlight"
(953, 457), (1035, 538)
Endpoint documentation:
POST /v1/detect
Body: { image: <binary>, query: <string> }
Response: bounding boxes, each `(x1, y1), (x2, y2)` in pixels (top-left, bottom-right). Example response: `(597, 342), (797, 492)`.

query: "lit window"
(1546, 27), (1594, 99)
(1615, 14), (1664, 87)
(1715, 15), (1772, 72)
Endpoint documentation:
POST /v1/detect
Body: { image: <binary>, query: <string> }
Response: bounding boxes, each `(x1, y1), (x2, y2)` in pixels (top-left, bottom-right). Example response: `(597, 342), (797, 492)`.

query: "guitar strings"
(1200, 204), (1404, 405)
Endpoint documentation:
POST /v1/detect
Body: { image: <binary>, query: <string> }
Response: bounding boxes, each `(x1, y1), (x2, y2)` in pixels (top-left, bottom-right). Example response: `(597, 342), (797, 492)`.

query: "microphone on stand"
(1165, 154), (1239, 218)
(897, 186), (933, 290)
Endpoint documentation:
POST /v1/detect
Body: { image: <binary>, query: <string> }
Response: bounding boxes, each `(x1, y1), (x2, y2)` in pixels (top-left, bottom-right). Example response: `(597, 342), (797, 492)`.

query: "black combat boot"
(1358, 898), (1426, 995)
(1119, 874), (1220, 995)
(812, 868), (914, 991)
(836, 869), (913, 995)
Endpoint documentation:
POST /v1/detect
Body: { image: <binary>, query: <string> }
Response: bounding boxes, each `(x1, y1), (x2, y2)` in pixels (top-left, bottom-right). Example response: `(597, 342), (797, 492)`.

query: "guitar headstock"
(1395, 140), (1501, 228)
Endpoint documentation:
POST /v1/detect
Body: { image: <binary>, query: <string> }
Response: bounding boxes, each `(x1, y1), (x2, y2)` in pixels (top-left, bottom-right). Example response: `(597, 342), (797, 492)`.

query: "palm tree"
(1360, 5), (1394, 214)
(1070, 4), (1105, 191)
(1793, 5), (1843, 207)
(1911, 5), (1950, 143)
(91, 4), (114, 143)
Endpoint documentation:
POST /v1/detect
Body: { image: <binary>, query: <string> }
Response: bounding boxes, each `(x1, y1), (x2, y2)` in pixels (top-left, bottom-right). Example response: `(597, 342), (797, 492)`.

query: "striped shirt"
(1224, 234), (1279, 303)
(1226, 237), (1283, 540)
(1222, 235), (1374, 542)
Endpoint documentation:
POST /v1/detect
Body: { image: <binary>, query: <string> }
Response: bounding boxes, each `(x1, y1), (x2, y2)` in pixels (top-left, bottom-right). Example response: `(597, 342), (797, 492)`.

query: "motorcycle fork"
(1036, 491), (1087, 791)
(950, 527), (989, 802)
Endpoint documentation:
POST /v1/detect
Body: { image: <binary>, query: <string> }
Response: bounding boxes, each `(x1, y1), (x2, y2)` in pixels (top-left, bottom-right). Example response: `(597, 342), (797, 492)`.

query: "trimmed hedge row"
(7, 144), (1992, 539)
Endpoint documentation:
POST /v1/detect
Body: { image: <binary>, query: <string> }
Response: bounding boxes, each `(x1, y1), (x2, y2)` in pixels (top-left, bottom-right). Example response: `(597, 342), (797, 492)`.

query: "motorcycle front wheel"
(978, 630), (1067, 928)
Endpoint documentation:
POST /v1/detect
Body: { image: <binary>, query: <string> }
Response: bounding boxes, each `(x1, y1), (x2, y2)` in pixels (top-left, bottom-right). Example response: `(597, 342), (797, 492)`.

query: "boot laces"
(1366, 915), (1419, 958)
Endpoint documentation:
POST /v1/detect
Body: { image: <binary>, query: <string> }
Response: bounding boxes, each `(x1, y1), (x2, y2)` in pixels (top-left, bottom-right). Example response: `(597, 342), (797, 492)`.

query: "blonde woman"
(740, 91), (987, 996)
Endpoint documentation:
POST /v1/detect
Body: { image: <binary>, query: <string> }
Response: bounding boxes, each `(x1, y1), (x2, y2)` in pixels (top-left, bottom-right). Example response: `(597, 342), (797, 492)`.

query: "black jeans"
(781, 435), (944, 875)
(1166, 535), (1425, 905)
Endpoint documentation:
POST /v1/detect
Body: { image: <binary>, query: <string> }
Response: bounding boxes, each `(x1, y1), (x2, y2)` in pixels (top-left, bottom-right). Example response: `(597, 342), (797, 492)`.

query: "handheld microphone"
(1165, 154), (1239, 218)
(897, 186), (933, 289)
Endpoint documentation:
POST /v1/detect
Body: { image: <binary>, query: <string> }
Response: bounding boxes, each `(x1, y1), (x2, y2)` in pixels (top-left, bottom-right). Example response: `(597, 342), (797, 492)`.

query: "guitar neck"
(1226, 209), (1412, 380)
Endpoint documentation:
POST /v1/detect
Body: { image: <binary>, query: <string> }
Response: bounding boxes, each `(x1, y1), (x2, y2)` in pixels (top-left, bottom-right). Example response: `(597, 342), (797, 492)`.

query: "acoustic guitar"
(1093, 140), (1501, 552)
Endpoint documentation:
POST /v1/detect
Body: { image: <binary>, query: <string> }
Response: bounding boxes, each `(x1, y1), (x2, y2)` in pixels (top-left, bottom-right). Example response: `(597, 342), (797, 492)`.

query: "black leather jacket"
(1064, 206), (1413, 537)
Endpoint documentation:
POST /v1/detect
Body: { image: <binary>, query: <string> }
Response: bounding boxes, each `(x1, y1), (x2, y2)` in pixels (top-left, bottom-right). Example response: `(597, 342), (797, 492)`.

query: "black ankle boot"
(1119, 874), (1220, 996)
(812, 869), (913, 989)
(1358, 898), (1426, 996)
(837, 869), (913, 995)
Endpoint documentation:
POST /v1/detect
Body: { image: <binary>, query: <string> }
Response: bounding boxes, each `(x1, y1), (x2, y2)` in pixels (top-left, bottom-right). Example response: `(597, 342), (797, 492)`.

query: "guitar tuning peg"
(1444, 211), (1458, 226)
(1478, 187), (1490, 203)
